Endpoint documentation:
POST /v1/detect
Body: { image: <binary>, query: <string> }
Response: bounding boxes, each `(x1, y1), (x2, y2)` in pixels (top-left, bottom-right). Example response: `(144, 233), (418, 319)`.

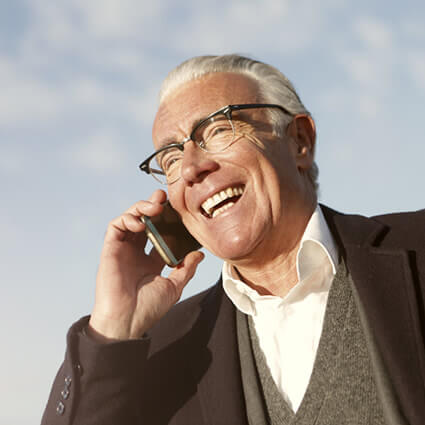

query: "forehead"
(152, 72), (261, 148)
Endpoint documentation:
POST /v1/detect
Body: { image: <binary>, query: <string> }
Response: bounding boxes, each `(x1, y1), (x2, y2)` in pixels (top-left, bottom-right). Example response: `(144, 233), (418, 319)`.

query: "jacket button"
(56, 401), (65, 415)
(64, 375), (72, 387)
(75, 363), (83, 376)
(61, 388), (70, 400)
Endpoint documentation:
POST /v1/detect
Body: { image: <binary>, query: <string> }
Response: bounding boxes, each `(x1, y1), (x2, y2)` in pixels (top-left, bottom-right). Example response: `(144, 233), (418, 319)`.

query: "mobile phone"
(141, 202), (202, 267)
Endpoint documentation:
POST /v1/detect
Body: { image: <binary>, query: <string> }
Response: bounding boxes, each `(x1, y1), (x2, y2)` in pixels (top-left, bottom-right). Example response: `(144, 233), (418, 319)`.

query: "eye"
(157, 148), (183, 175)
(194, 117), (234, 150)
(204, 121), (232, 139)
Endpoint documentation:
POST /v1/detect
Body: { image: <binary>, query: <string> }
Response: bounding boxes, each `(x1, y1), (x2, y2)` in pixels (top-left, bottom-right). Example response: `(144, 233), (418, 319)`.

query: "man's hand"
(88, 189), (204, 342)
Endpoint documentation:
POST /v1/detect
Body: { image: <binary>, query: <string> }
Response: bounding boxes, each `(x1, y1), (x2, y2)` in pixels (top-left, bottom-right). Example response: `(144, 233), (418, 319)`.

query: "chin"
(206, 232), (260, 262)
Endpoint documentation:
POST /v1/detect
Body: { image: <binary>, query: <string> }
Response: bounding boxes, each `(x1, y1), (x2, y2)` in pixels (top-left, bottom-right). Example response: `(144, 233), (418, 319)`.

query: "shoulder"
(371, 209), (425, 250)
(372, 208), (425, 227)
(147, 279), (223, 353)
(321, 204), (424, 250)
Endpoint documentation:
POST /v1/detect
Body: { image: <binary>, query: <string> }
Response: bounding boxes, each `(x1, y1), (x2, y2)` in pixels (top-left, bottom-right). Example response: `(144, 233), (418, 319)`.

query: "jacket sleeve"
(41, 316), (151, 425)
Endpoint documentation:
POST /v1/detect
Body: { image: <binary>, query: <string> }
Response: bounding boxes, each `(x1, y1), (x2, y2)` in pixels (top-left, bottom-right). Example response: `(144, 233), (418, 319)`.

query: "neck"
(230, 198), (316, 298)
(232, 241), (300, 298)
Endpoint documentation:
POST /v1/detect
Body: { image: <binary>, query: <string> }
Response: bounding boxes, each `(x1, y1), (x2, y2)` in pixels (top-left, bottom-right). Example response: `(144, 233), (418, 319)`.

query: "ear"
(287, 114), (316, 170)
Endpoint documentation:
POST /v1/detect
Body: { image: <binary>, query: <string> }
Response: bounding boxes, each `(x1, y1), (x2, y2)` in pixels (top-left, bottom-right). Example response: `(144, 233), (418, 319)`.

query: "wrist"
(88, 315), (144, 342)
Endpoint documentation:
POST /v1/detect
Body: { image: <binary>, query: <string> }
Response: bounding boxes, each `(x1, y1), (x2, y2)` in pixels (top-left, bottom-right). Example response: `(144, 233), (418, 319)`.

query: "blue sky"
(1, 1), (425, 423)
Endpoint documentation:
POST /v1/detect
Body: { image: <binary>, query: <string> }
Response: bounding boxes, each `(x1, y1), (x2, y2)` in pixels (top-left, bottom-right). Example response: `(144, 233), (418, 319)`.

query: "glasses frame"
(139, 103), (291, 184)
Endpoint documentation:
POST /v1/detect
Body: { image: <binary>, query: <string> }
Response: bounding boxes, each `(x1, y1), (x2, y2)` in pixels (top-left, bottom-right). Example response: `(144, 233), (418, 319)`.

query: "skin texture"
(88, 191), (204, 341)
(153, 72), (317, 296)
(89, 71), (316, 341)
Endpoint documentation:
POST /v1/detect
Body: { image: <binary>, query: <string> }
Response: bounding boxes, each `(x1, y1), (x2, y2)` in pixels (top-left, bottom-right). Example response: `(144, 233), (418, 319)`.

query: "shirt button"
(56, 401), (65, 415)
(64, 375), (72, 387)
(61, 388), (70, 400)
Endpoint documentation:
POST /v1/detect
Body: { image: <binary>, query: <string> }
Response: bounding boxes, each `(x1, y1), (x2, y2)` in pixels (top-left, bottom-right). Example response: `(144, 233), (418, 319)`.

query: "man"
(42, 55), (425, 425)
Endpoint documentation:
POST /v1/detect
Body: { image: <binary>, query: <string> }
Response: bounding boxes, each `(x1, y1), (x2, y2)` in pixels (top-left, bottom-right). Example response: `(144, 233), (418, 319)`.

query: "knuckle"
(108, 217), (120, 228)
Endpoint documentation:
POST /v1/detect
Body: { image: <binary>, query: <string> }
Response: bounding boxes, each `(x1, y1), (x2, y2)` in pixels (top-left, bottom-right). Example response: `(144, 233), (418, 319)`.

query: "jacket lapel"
(196, 283), (249, 425)
(322, 206), (425, 425)
(183, 206), (424, 425)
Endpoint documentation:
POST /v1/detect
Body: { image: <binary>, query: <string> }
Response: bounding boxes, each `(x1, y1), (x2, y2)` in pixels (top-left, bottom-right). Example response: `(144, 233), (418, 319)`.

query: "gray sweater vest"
(236, 260), (406, 425)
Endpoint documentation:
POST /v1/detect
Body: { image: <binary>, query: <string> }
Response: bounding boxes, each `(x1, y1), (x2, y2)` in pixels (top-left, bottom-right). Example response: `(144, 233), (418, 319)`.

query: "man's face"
(152, 72), (316, 264)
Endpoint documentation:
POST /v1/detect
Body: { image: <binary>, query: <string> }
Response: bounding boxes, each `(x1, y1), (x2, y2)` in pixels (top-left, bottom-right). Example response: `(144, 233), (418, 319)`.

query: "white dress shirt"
(222, 205), (339, 412)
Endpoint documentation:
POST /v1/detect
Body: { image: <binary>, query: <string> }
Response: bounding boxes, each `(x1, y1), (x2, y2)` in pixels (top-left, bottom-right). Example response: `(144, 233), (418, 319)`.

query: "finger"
(126, 196), (166, 218)
(167, 251), (205, 296)
(115, 213), (147, 232)
(106, 213), (148, 242)
(148, 189), (167, 204)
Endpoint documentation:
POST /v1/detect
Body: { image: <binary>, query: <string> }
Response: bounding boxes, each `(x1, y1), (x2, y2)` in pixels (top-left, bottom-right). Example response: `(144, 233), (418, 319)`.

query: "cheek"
(167, 184), (201, 237)
(266, 140), (300, 178)
(241, 133), (266, 150)
(167, 185), (186, 216)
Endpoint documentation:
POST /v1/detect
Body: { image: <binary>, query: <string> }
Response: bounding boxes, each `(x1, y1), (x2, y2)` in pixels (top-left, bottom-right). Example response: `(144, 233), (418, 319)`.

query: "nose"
(180, 141), (219, 184)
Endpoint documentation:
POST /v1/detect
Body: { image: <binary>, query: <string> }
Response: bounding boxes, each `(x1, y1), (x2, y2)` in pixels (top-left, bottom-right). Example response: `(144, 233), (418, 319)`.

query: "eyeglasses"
(139, 103), (291, 185)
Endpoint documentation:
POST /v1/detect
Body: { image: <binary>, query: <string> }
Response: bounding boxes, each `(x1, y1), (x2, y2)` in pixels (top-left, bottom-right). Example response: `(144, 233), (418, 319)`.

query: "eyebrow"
(190, 108), (230, 131)
(156, 105), (230, 150)
(190, 114), (212, 131)
(157, 138), (180, 149)
(156, 114), (212, 149)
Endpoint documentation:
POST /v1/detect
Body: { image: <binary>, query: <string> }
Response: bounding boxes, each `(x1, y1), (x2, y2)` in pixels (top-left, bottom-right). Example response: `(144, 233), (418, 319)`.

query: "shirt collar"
(222, 205), (339, 315)
(297, 204), (338, 279)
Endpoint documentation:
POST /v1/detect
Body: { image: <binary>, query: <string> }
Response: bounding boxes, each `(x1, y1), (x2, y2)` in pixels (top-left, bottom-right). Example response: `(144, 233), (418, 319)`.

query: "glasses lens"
(151, 147), (183, 184)
(192, 113), (235, 152)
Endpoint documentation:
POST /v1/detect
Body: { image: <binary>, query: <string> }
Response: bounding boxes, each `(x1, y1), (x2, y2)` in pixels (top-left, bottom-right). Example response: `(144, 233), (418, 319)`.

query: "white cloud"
(353, 16), (393, 49)
(0, 57), (100, 128)
(26, 0), (164, 49)
(0, 51), (156, 132)
(68, 129), (130, 175)
(73, 0), (164, 40)
(65, 77), (108, 108)
(19, 0), (164, 81)
(170, 0), (332, 55)
(317, 84), (381, 123)
(227, 0), (289, 24)
(1, 0), (165, 135)
(334, 15), (399, 95)
(94, 48), (147, 72)
(125, 84), (160, 127)
(343, 52), (381, 85)
(0, 57), (64, 127)
(26, 2), (78, 50)
(337, 47), (395, 92)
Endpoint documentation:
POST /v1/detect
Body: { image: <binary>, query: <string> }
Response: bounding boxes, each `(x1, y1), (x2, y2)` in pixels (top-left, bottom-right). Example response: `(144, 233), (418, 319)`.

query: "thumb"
(168, 251), (205, 296)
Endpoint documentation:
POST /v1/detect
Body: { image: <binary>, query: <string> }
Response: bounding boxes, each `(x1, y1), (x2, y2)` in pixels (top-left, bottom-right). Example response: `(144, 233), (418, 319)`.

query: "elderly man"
(42, 55), (425, 425)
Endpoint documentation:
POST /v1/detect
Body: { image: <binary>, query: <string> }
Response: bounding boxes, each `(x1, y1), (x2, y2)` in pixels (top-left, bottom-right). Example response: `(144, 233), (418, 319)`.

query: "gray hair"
(159, 54), (319, 192)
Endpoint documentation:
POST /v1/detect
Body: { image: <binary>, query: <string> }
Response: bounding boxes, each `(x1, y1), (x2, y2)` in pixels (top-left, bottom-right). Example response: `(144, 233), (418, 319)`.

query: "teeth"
(212, 201), (235, 218)
(201, 186), (244, 216)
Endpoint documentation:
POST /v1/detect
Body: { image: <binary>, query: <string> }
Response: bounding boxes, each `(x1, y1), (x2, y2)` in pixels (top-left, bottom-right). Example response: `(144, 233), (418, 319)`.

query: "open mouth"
(201, 186), (244, 218)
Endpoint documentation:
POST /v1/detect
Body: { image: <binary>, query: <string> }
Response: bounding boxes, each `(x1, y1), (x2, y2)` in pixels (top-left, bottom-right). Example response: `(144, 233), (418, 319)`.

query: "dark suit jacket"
(42, 207), (425, 425)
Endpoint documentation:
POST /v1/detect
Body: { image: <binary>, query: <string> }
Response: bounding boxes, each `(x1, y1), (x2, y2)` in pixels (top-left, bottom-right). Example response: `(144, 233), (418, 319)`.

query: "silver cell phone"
(141, 202), (202, 267)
